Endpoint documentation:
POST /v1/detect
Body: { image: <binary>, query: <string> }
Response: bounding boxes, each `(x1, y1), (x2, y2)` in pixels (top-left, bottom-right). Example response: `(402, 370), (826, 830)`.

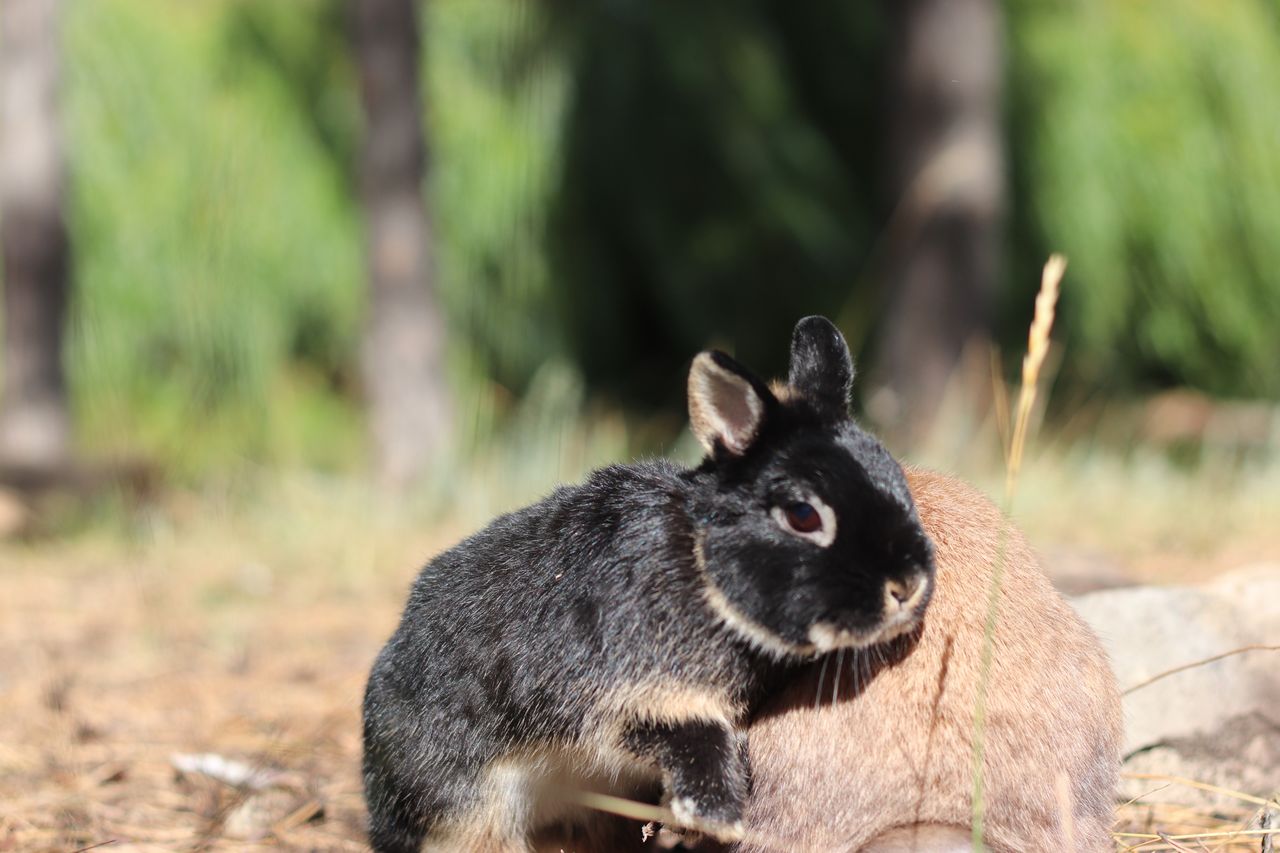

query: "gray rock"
(1072, 580), (1278, 754)
(1070, 566), (1280, 805)
(1121, 712), (1280, 811)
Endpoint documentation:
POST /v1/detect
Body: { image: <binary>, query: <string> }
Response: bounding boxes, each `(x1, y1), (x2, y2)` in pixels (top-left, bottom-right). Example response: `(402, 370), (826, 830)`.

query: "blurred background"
(2, 1), (1279, 849)
(2, 0), (1277, 495)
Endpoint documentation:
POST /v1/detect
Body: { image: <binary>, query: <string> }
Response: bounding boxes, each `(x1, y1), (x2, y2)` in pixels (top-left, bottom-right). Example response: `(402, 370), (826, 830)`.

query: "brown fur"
(859, 824), (975, 853)
(605, 680), (743, 728)
(767, 380), (798, 404)
(734, 468), (1123, 852)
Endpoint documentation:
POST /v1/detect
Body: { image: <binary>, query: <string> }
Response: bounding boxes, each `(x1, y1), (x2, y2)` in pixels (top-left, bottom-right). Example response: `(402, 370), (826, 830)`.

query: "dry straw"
(972, 254), (1067, 848)
(559, 788), (791, 850)
(1005, 252), (1065, 498)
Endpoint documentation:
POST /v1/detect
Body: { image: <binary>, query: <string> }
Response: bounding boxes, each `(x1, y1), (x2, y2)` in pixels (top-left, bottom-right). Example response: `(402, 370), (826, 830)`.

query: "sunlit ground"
(2, 431), (1277, 850)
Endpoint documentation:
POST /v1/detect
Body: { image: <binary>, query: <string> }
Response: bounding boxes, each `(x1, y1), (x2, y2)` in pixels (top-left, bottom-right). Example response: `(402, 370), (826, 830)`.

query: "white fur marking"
(670, 796), (700, 825)
(806, 613), (919, 652)
(693, 536), (815, 659)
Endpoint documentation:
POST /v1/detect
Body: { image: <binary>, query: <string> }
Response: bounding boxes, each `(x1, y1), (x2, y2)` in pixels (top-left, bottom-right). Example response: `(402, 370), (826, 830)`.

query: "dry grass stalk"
(561, 788), (791, 850)
(989, 344), (1012, 458)
(1121, 644), (1280, 696)
(1056, 770), (1078, 850)
(1120, 774), (1274, 808)
(1005, 253), (1065, 498)
(1112, 783), (1270, 852)
(1117, 828), (1280, 842)
(556, 789), (674, 826)
(972, 254), (1068, 848)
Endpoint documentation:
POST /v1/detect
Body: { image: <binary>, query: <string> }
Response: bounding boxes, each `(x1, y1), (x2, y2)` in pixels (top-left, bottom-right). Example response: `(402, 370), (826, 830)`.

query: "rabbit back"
(736, 468), (1123, 852)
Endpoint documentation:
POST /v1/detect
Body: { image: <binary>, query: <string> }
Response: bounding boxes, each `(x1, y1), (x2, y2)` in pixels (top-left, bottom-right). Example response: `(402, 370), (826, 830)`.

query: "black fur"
(362, 316), (935, 852)
(787, 314), (855, 416)
(623, 718), (751, 827)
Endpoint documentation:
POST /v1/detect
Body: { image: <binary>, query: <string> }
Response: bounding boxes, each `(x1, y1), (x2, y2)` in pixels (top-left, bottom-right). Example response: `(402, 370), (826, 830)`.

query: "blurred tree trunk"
(873, 0), (1004, 450)
(349, 0), (451, 485)
(0, 0), (71, 471)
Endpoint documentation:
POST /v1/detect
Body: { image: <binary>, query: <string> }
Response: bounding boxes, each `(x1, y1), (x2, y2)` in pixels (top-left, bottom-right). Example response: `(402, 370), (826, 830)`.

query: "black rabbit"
(362, 316), (936, 852)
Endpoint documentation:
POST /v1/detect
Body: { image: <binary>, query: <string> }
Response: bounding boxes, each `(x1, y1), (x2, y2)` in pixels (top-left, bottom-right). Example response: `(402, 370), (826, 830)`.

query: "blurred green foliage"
(62, 0), (575, 476)
(549, 1), (885, 406)
(1006, 0), (1280, 398)
(66, 0), (363, 474)
(425, 0), (566, 396)
(45, 0), (1280, 477)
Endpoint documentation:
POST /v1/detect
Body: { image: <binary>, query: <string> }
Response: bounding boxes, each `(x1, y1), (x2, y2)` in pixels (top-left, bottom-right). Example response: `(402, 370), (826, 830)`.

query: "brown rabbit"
(733, 467), (1123, 852)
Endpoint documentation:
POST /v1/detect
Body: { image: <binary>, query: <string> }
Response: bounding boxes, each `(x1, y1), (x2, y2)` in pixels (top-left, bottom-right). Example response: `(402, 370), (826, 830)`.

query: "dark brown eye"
(784, 502), (822, 533)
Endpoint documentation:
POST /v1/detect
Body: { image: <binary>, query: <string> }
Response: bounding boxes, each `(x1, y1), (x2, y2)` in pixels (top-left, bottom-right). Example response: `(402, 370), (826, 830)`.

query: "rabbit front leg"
(622, 717), (750, 839)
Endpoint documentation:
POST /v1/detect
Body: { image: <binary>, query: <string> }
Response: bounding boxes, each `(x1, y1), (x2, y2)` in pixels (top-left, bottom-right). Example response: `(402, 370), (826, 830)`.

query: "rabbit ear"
(688, 351), (771, 456)
(788, 316), (854, 415)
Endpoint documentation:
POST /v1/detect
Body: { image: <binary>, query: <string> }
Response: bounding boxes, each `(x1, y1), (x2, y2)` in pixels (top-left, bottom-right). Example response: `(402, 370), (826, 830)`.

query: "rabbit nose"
(884, 571), (926, 612)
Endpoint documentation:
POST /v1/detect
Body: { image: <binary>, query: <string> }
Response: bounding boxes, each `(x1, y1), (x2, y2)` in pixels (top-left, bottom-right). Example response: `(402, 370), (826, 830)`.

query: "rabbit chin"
(806, 612), (918, 653)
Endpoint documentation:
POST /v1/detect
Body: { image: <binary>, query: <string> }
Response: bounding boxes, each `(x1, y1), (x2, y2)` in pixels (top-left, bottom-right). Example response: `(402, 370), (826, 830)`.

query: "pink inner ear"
(711, 372), (761, 453)
(689, 355), (764, 455)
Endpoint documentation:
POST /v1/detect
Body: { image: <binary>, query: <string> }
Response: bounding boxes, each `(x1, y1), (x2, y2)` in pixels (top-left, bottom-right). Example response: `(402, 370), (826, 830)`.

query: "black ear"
(788, 316), (854, 414)
(688, 351), (773, 456)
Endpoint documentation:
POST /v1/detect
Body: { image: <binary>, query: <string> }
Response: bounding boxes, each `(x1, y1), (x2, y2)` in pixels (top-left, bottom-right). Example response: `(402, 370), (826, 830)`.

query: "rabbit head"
(687, 316), (935, 658)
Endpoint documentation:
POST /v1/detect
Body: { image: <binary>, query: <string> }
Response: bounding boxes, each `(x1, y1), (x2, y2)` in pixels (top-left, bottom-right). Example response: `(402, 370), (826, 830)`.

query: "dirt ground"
(0, 549), (393, 850)
(1, 476), (1276, 852)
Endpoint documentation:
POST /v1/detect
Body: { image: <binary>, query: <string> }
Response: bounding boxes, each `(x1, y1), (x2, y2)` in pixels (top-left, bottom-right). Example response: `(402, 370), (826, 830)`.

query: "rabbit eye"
(784, 502), (822, 533)
(772, 496), (837, 546)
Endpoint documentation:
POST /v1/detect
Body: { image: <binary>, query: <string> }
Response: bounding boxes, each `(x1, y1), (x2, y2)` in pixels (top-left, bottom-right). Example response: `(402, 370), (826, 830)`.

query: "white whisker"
(814, 653), (831, 710)
(832, 648), (846, 704)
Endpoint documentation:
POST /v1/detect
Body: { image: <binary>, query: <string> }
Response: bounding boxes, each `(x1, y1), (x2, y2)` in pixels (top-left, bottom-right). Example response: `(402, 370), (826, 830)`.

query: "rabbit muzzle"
(805, 568), (931, 652)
